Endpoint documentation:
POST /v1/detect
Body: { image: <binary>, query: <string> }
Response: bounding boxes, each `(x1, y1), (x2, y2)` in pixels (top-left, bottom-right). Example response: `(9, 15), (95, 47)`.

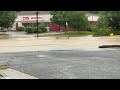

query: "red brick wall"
(89, 21), (97, 26)
(49, 21), (97, 32)
(49, 23), (65, 31)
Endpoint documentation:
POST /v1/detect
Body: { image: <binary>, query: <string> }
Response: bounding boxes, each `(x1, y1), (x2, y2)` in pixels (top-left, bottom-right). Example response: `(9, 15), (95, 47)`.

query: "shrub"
(25, 27), (34, 34)
(92, 26), (111, 36)
(111, 29), (120, 35)
(41, 28), (47, 33)
(33, 27), (42, 33)
(39, 23), (47, 33)
(17, 27), (25, 31)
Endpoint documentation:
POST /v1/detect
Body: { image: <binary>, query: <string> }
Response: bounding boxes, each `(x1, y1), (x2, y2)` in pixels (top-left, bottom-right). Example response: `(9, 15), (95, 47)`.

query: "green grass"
(0, 65), (9, 70)
(35, 31), (93, 37)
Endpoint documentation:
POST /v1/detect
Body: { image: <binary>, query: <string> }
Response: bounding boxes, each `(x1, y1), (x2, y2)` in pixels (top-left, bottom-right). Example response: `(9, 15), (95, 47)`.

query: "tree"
(85, 11), (100, 14)
(50, 11), (89, 33)
(68, 11), (88, 32)
(97, 11), (120, 30)
(0, 11), (17, 30)
(50, 11), (71, 34)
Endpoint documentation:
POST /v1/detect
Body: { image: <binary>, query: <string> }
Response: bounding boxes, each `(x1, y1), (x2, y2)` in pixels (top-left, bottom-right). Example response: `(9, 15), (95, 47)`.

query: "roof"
(17, 11), (50, 15)
(86, 13), (100, 16)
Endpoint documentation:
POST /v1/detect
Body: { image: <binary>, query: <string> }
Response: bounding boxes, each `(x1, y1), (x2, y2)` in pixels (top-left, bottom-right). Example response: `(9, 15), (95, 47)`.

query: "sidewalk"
(0, 68), (38, 79)
(0, 35), (120, 79)
(0, 35), (120, 53)
(6, 31), (64, 39)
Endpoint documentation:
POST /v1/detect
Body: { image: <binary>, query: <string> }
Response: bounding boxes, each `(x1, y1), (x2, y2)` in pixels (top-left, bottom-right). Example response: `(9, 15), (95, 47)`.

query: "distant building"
(86, 13), (99, 26)
(12, 11), (51, 31)
(11, 11), (99, 31)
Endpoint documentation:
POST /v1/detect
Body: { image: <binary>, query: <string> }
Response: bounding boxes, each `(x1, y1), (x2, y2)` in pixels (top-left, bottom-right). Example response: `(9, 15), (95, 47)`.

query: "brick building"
(12, 11), (99, 31)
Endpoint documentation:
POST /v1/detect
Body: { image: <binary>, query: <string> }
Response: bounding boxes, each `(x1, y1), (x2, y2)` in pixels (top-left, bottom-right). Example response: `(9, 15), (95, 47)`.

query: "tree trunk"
(65, 26), (67, 34)
(78, 29), (80, 33)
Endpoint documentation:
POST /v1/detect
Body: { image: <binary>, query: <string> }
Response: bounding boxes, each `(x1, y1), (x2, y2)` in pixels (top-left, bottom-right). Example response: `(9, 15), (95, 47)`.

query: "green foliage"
(36, 31), (93, 37)
(97, 11), (120, 29)
(111, 29), (120, 35)
(38, 23), (47, 33)
(92, 26), (111, 36)
(33, 27), (41, 33)
(97, 11), (109, 28)
(85, 11), (100, 14)
(96, 11), (120, 35)
(0, 11), (17, 29)
(25, 24), (47, 34)
(50, 11), (88, 33)
(50, 11), (71, 27)
(0, 65), (9, 70)
(68, 11), (88, 32)
(25, 27), (34, 34)
(17, 27), (25, 31)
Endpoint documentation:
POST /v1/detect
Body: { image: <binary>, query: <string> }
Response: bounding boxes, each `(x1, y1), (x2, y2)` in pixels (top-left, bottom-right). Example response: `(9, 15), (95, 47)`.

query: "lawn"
(35, 31), (93, 37)
(0, 65), (9, 70)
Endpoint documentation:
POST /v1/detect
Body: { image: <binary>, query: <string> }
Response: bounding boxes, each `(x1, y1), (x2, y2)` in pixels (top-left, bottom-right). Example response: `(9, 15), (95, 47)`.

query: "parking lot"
(0, 49), (120, 79)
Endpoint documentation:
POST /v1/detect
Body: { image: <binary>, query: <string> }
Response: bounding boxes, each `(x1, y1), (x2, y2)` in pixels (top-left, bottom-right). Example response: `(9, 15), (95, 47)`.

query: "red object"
(56, 25), (60, 32)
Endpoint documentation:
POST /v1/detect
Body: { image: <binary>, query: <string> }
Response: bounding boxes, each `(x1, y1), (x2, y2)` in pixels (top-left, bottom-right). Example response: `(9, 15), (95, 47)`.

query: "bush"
(92, 26), (111, 36)
(111, 29), (120, 35)
(33, 27), (42, 33)
(41, 28), (47, 33)
(39, 23), (47, 33)
(25, 27), (34, 34)
(17, 27), (25, 31)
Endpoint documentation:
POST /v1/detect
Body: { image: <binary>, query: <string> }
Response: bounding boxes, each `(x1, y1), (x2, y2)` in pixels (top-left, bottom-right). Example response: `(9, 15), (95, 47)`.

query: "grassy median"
(35, 31), (93, 37)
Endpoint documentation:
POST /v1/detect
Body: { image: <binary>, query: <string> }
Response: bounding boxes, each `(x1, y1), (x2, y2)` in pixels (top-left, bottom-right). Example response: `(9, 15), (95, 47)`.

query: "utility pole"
(36, 11), (39, 38)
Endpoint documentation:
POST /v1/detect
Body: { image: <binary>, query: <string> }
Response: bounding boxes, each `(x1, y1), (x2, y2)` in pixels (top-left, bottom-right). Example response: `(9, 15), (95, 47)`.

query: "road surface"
(0, 49), (120, 79)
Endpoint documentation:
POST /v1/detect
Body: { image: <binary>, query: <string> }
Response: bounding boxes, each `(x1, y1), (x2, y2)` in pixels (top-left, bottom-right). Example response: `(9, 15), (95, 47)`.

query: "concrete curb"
(99, 45), (120, 48)
(0, 68), (38, 79)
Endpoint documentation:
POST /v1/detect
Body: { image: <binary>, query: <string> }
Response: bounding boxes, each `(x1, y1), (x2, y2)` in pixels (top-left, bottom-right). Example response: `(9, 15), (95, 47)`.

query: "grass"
(0, 74), (2, 77)
(0, 65), (9, 70)
(35, 31), (93, 37)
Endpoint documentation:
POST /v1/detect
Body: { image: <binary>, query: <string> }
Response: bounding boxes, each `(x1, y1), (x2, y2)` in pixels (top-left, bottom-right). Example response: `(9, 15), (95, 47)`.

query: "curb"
(0, 68), (38, 79)
(99, 45), (120, 48)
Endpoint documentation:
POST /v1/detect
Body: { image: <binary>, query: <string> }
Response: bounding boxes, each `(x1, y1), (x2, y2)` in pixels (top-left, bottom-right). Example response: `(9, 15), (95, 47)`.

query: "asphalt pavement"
(0, 49), (120, 79)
